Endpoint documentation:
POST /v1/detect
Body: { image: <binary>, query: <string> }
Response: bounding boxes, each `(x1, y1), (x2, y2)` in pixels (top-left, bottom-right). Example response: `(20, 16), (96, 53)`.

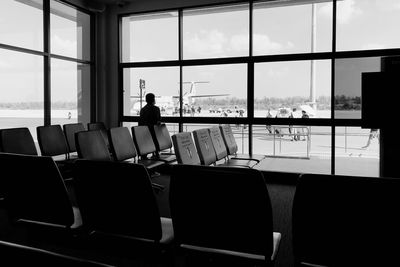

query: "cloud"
(319, 0), (362, 24)
(183, 29), (227, 57)
(229, 34), (248, 53)
(51, 35), (77, 57)
(184, 30), (292, 57)
(253, 34), (294, 54)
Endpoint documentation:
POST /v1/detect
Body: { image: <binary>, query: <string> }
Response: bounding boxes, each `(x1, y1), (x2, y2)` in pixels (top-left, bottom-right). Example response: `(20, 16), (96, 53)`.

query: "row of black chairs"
(0, 152), (281, 266)
(2, 149), (400, 266)
(171, 125), (265, 167)
(0, 123), (176, 175)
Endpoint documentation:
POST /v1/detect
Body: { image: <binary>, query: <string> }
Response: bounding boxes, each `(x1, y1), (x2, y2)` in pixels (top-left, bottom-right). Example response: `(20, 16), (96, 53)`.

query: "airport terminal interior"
(2, 0), (400, 266)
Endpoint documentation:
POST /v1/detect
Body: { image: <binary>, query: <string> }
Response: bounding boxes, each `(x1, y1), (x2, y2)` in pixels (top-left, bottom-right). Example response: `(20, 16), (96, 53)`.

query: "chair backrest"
(171, 132), (200, 165)
(87, 122), (109, 148)
(192, 128), (217, 165)
(0, 153), (75, 228)
(108, 127), (137, 161)
(293, 174), (400, 266)
(87, 122), (106, 131)
(219, 124), (238, 155)
(63, 123), (86, 153)
(75, 130), (112, 161)
(170, 165), (274, 258)
(73, 160), (162, 241)
(131, 126), (157, 156)
(208, 126), (228, 160)
(0, 240), (114, 267)
(37, 125), (69, 157)
(0, 127), (38, 155)
(153, 124), (173, 152)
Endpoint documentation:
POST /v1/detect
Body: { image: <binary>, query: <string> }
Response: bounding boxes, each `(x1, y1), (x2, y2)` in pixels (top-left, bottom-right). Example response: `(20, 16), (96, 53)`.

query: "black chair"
(87, 122), (110, 149)
(153, 124), (174, 155)
(0, 127), (38, 155)
(192, 128), (218, 166)
(171, 132), (201, 165)
(219, 124), (265, 162)
(73, 160), (174, 264)
(0, 240), (114, 267)
(209, 126), (258, 167)
(75, 130), (112, 161)
(37, 125), (70, 159)
(0, 153), (81, 232)
(170, 165), (281, 266)
(109, 127), (163, 169)
(63, 123), (86, 158)
(293, 174), (400, 267)
(108, 126), (165, 190)
(193, 128), (253, 168)
(131, 126), (176, 163)
(37, 125), (76, 179)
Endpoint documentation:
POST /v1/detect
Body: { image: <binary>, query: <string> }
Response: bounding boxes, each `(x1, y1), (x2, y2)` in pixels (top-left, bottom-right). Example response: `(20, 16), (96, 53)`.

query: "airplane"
(130, 81), (229, 115)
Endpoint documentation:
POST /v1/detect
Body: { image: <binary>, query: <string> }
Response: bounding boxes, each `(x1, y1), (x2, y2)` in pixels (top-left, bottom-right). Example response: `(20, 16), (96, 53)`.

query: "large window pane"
(334, 57), (381, 119)
(335, 127), (379, 177)
(255, 60), (331, 118)
(121, 12), (178, 63)
(253, 0), (332, 55)
(337, 0), (400, 51)
(0, 48), (43, 139)
(51, 59), (91, 125)
(0, 0), (43, 51)
(183, 4), (249, 59)
(253, 125), (331, 174)
(123, 67), (180, 117)
(183, 64), (247, 117)
(50, 0), (91, 60)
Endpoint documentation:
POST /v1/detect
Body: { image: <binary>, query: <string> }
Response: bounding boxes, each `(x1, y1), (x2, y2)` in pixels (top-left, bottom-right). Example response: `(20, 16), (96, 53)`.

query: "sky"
(1, 0), (400, 104)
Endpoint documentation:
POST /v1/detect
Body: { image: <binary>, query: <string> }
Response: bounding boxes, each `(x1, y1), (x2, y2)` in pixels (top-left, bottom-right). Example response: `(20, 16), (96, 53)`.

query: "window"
(335, 127), (379, 177)
(0, 48), (43, 138)
(51, 59), (91, 124)
(182, 64), (247, 117)
(183, 4), (249, 59)
(336, 0), (400, 51)
(0, 0), (93, 137)
(334, 57), (381, 119)
(50, 0), (91, 60)
(254, 60), (331, 118)
(123, 67), (180, 117)
(253, 0), (332, 55)
(0, 0), (43, 51)
(121, 12), (178, 62)
(119, 0), (396, 176)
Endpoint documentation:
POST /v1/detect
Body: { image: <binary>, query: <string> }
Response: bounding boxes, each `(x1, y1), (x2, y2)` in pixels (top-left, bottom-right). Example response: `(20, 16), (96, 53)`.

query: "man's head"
(145, 93), (155, 104)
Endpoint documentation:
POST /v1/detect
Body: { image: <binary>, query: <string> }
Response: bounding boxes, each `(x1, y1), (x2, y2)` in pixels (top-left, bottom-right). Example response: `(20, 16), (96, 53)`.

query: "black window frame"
(118, 0), (399, 175)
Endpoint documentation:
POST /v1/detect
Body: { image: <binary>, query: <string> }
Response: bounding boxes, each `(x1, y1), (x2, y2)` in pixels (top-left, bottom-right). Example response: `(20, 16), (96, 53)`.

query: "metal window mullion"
(331, 0), (337, 175)
(44, 0), (51, 126)
(179, 9), (183, 132)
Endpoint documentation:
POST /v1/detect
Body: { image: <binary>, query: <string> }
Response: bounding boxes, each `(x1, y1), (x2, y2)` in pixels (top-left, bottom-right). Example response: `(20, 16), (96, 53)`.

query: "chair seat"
(216, 159), (257, 168)
(230, 154), (266, 163)
(180, 231), (281, 262)
(138, 159), (165, 169)
(152, 154), (176, 163)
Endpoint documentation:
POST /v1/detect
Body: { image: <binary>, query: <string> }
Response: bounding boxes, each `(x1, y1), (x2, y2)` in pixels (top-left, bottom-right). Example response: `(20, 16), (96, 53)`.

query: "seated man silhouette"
(139, 93), (162, 159)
